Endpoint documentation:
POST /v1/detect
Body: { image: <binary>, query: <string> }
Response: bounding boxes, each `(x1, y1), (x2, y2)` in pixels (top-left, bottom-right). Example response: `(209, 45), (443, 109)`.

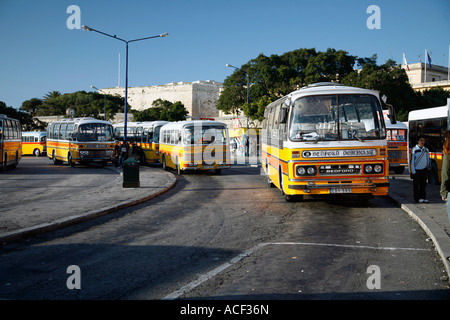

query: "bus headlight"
(364, 164), (383, 174)
(307, 166), (316, 175)
(374, 164), (383, 173)
(295, 165), (316, 176)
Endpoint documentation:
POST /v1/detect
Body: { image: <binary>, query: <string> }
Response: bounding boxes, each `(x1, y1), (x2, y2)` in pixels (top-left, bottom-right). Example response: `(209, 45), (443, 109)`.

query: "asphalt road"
(0, 158), (449, 300)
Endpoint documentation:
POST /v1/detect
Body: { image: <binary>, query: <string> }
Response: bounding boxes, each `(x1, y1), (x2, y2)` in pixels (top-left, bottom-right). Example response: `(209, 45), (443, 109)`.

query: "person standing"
(410, 136), (431, 203)
(440, 131), (450, 223)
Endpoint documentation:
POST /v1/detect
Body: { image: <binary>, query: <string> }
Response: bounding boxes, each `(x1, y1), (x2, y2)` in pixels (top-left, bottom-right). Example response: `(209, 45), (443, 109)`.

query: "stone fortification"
(101, 80), (223, 119)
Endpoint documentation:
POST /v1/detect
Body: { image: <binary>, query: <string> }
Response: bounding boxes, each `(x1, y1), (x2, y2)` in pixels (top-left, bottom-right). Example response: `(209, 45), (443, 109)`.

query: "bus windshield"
(289, 94), (385, 141)
(183, 125), (227, 145)
(76, 123), (114, 142)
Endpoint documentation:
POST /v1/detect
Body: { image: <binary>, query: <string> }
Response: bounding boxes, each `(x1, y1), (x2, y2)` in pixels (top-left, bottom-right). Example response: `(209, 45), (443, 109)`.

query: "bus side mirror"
(387, 104), (397, 125)
(280, 107), (289, 124)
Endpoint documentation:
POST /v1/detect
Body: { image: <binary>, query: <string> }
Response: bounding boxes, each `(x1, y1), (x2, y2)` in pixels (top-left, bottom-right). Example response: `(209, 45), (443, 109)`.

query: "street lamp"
(82, 25), (168, 142)
(90, 85), (106, 120)
(226, 63), (249, 157)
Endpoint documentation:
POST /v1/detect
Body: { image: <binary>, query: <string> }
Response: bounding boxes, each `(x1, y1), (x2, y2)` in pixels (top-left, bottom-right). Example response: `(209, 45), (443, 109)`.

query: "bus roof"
(385, 119), (407, 129)
(290, 83), (380, 100)
(160, 120), (227, 131)
(113, 121), (169, 128)
(408, 105), (449, 121)
(266, 83), (381, 108)
(50, 117), (112, 125)
(22, 131), (46, 136)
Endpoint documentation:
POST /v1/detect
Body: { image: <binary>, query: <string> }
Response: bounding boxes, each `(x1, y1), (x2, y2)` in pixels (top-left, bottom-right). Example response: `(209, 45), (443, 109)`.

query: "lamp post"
(90, 85), (106, 120)
(226, 63), (249, 157)
(82, 25), (168, 142)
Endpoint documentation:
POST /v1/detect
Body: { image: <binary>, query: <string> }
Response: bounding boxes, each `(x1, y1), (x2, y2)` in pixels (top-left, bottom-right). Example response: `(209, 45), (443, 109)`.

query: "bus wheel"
(12, 152), (18, 168)
(33, 149), (40, 157)
(176, 158), (182, 175)
(68, 153), (76, 167)
(279, 168), (302, 202)
(162, 155), (168, 171)
(52, 151), (59, 165)
(266, 165), (274, 188)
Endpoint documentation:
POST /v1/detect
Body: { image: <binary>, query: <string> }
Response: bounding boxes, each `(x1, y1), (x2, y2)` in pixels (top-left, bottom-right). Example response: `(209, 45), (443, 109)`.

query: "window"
(290, 94), (385, 141)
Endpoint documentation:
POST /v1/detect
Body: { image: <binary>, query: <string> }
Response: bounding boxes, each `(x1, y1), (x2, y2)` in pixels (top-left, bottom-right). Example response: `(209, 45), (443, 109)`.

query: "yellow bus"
(159, 120), (231, 174)
(408, 98), (450, 185)
(22, 131), (47, 156)
(47, 117), (115, 167)
(262, 82), (396, 201)
(385, 119), (408, 174)
(113, 120), (169, 164)
(0, 114), (22, 169)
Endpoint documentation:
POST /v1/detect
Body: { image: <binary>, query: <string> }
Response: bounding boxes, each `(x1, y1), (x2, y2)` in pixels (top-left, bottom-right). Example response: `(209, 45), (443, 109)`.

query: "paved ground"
(0, 160), (449, 283)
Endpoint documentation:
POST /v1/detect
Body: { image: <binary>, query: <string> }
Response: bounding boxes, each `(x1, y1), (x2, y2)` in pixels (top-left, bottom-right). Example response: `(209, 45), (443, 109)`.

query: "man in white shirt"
(410, 136), (431, 203)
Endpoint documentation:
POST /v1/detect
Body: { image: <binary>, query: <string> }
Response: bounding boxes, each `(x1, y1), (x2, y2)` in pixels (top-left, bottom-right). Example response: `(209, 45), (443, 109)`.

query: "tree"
(25, 91), (124, 119)
(218, 48), (356, 121)
(20, 98), (42, 116)
(132, 99), (188, 121)
(0, 101), (34, 129)
(342, 58), (417, 121)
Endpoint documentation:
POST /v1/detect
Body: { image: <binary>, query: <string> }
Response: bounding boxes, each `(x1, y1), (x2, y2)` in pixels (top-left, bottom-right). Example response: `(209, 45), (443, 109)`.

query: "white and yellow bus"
(0, 114), (22, 169)
(385, 119), (408, 174)
(113, 120), (169, 164)
(408, 98), (450, 184)
(47, 117), (115, 167)
(262, 82), (396, 201)
(22, 131), (47, 156)
(159, 120), (231, 174)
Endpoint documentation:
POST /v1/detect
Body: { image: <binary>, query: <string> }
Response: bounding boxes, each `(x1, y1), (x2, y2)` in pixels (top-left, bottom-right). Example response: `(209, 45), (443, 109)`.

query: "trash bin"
(122, 158), (140, 188)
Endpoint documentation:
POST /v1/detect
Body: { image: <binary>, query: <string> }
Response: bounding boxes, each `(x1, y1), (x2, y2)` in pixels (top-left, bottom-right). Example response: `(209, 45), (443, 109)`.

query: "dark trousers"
(413, 169), (428, 201)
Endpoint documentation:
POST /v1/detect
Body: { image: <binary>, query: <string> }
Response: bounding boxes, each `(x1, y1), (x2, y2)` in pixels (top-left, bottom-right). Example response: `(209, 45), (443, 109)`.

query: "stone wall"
(101, 80), (223, 119)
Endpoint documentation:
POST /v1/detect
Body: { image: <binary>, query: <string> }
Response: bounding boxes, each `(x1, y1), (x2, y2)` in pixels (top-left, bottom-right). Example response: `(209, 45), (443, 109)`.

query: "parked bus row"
(113, 120), (231, 174)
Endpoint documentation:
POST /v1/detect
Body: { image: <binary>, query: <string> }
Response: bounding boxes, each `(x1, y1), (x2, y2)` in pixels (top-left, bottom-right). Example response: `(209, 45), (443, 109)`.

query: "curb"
(0, 171), (177, 245)
(387, 193), (450, 283)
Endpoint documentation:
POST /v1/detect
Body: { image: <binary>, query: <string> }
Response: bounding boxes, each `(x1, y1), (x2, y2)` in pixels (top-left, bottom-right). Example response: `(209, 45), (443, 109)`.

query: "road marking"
(161, 242), (430, 300)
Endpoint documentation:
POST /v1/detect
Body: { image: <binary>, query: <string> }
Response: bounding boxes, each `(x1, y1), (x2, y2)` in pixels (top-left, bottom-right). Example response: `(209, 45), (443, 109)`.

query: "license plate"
(203, 165), (213, 169)
(330, 188), (352, 194)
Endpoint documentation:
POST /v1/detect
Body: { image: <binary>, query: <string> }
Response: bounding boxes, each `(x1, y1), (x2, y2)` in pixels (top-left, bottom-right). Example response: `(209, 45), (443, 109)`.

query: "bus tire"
(279, 167), (302, 202)
(176, 157), (181, 175)
(52, 150), (62, 165)
(162, 155), (168, 171)
(33, 149), (40, 157)
(266, 164), (274, 188)
(68, 153), (76, 167)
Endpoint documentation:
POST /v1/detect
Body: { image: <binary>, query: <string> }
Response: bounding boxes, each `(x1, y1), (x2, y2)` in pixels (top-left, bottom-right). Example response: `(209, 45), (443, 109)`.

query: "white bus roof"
(289, 83), (380, 101)
(22, 131), (46, 136)
(50, 117), (112, 125)
(408, 105), (449, 121)
(160, 120), (227, 130)
(114, 121), (169, 128)
(385, 119), (407, 129)
(408, 98), (450, 121)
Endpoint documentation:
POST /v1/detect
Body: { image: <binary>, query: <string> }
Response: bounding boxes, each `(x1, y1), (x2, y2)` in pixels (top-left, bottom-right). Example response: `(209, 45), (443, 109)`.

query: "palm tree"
(43, 91), (61, 101)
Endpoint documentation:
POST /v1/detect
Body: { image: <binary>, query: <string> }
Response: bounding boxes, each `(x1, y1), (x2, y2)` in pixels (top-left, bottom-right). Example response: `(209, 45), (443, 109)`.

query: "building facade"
(101, 80), (223, 119)
(402, 62), (450, 92)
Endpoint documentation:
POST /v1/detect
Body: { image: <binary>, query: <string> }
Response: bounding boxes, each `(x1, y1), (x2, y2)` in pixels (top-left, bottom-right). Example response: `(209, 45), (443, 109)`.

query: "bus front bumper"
(287, 181), (390, 196)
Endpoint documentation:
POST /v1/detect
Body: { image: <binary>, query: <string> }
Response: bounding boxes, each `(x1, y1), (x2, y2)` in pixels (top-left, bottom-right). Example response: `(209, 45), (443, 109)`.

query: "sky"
(1, 0), (449, 110)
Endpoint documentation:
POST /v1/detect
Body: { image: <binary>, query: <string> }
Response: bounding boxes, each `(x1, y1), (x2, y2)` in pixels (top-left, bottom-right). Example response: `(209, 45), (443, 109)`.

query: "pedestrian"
(113, 140), (120, 167)
(410, 136), (431, 203)
(440, 131), (450, 223)
(118, 141), (129, 168)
